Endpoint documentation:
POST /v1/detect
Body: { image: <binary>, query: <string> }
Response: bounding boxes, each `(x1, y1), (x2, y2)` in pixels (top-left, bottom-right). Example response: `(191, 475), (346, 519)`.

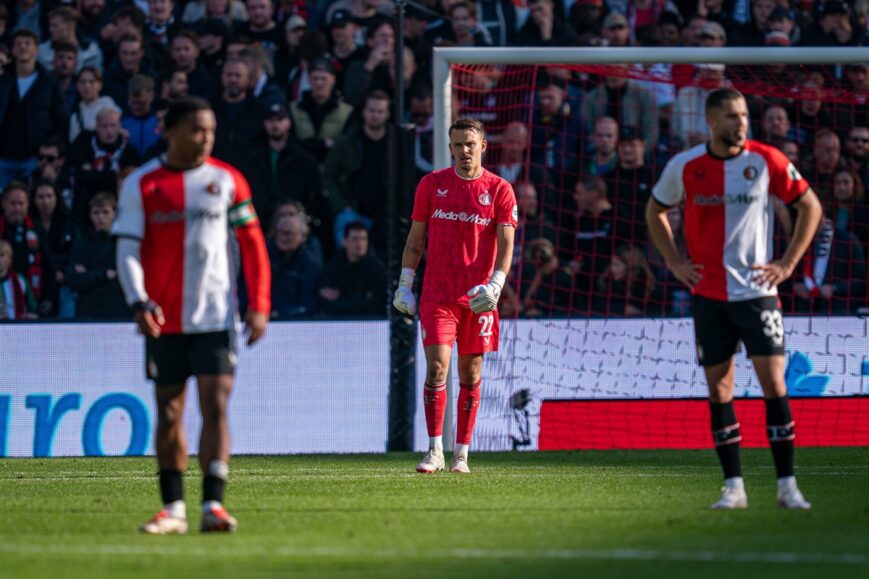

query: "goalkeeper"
(393, 118), (517, 474)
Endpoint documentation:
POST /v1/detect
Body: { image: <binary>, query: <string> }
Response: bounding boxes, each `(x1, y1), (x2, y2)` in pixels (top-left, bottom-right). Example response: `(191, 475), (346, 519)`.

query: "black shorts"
(692, 295), (785, 367)
(145, 330), (237, 386)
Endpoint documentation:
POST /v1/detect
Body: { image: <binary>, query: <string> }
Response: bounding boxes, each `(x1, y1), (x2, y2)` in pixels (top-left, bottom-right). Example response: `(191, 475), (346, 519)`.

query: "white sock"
(454, 444), (469, 459)
(724, 476), (745, 490)
(164, 500), (186, 519)
(202, 500), (222, 514)
(429, 436), (443, 451)
(777, 476), (796, 491)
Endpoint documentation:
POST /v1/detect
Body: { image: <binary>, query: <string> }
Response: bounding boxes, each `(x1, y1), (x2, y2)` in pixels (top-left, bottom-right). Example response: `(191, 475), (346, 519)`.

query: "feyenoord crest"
(206, 181), (220, 195)
(743, 165), (759, 181)
(478, 191), (492, 206)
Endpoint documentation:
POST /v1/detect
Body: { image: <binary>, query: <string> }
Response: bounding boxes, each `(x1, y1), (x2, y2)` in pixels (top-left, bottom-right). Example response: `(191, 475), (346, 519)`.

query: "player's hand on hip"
(467, 270), (507, 314)
(751, 260), (793, 290)
(244, 309), (268, 346)
(133, 300), (165, 338)
(668, 258), (703, 289)
(393, 286), (417, 315)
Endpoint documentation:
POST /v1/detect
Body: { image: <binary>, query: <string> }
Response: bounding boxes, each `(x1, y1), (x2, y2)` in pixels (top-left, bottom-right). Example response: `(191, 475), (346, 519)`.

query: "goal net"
(415, 47), (869, 452)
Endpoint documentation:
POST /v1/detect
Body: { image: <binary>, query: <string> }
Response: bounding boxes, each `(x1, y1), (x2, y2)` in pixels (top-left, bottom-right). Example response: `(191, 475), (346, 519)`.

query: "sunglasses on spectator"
(850, 137), (869, 143)
(38, 154), (59, 162)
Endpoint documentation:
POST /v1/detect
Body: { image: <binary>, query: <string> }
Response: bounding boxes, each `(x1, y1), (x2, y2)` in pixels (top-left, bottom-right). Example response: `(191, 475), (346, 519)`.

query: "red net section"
(449, 62), (869, 451)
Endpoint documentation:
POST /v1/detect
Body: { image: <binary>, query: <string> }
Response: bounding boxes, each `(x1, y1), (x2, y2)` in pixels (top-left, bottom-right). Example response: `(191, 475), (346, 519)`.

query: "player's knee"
(156, 403), (183, 430)
(426, 363), (448, 384)
(200, 400), (226, 425)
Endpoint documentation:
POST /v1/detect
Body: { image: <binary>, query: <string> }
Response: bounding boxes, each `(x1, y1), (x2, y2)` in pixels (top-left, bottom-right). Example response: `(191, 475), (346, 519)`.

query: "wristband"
(399, 268), (415, 287)
(131, 300), (158, 314)
(489, 270), (506, 290)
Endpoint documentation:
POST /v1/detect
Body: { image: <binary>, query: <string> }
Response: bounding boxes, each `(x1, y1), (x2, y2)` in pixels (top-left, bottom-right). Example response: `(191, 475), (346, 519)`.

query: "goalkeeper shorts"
(419, 302), (499, 356)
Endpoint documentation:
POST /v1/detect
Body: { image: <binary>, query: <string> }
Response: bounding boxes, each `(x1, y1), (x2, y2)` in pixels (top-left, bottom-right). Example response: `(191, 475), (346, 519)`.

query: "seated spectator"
(341, 18), (396, 109)
(594, 244), (654, 317)
(608, 126), (656, 247)
(803, 0), (858, 47)
(78, 0), (111, 44)
(181, 0), (248, 28)
(68, 105), (142, 224)
(844, 125), (869, 186)
(729, 0), (776, 46)
(122, 75), (159, 157)
(323, 90), (391, 254)
(696, 20), (727, 47)
(37, 7), (103, 73)
(270, 199), (324, 268)
(241, 44), (285, 106)
(672, 64), (729, 151)
(160, 67), (190, 100)
(761, 105), (796, 151)
(0, 182), (55, 315)
(70, 67), (119, 143)
(319, 221), (387, 316)
(518, 237), (576, 318)
(515, 0), (576, 46)
(441, 1), (493, 47)
(569, 0), (604, 37)
(196, 18), (231, 74)
(290, 58), (353, 163)
(792, 73), (834, 151)
(142, 0), (183, 73)
(768, 6), (801, 46)
(583, 65), (659, 153)
(831, 167), (869, 248)
(268, 213), (321, 318)
(66, 192), (129, 319)
(51, 40), (78, 112)
(237, 0), (283, 57)
(170, 29), (220, 102)
(800, 128), (845, 208)
(323, 9), (359, 81)
(585, 116), (619, 178)
(29, 181), (76, 318)
(27, 137), (75, 211)
(238, 102), (321, 235)
(837, 64), (869, 130)
(601, 12), (630, 47)
(410, 86), (434, 178)
(782, 140), (800, 167)
(0, 239), (38, 320)
(530, 74), (584, 194)
(513, 181), (559, 268)
(791, 218), (866, 315)
(103, 33), (154, 114)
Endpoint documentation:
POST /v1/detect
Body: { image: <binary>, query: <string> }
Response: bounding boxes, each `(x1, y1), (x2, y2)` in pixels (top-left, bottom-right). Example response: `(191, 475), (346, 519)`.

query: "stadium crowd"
(0, 0), (867, 321)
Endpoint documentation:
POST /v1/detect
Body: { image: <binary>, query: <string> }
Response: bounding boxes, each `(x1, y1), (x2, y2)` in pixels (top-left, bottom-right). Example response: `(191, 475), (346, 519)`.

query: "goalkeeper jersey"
(652, 140), (809, 302)
(113, 156), (270, 334)
(412, 167), (518, 305)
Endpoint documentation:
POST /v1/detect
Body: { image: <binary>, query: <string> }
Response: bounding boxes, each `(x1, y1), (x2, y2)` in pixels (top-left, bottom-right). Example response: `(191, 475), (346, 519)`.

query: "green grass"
(1, 448), (868, 579)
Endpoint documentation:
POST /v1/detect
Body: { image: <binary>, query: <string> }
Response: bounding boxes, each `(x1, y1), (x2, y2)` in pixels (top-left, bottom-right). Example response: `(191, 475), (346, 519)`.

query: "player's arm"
(645, 197), (703, 289)
(752, 187), (822, 289)
(468, 224), (514, 314)
(393, 220), (427, 316)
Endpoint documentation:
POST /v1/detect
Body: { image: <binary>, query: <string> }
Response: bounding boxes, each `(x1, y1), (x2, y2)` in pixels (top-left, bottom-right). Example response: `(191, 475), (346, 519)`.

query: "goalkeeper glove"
(467, 270), (506, 314)
(393, 268), (417, 315)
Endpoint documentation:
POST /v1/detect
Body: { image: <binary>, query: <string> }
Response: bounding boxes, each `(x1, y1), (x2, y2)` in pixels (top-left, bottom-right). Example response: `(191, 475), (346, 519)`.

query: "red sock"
(423, 382), (447, 437)
(456, 380), (482, 445)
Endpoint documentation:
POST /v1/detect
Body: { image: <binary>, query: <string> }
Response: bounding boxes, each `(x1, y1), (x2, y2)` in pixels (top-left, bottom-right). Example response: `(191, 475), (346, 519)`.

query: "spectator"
(103, 34), (154, 114)
(761, 104), (795, 150)
(781, 140), (800, 167)
(594, 244), (654, 317)
(196, 17), (231, 74)
(800, 128), (845, 208)
(319, 221), (387, 316)
(268, 213), (321, 318)
(791, 218), (866, 315)
(182, 0), (249, 27)
(443, 1), (493, 47)
(0, 239), (37, 320)
(99, 6), (147, 69)
(530, 74), (584, 195)
(38, 7), (104, 73)
(601, 12), (630, 47)
(586, 116), (619, 178)
(239, 102), (321, 234)
(290, 58), (354, 163)
(11, 0), (42, 43)
(804, 0), (858, 47)
(68, 106), (141, 223)
(697, 0), (733, 30)
(78, 0), (112, 44)
(513, 181), (559, 268)
(792, 73), (834, 151)
(608, 126), (656, 247)
(582, 65), (659, 153)
(170, 29), (220, 102)
(212, 57), (263, 162)
(51, 41), (78, 112)
(342, 18), (395, 109)
(830, 167), (869, 249)
(0, 30), (69, 189)
(768, 6), (801, 46)
(672, 64), (729, 150)
(238, 0), (282, 57)
(28, 138), (74, 211)
(696, 20), (727, 47)
(729, 0), (776, 46)
(493, 121), (547, 189)
(570, 0), (604, 37)
(66, 192), (129, 319)
(160, 67), (190, 100)
(122, 75), (159, 157)
(70, 67), (119, 142)
(410, 86), (434, 177)
(284, 28), (331, 103)
(241, 44), (285, 105)
(142, 99), (171, 160)
(142, 0), (182, 75)
(844, 125), (869, 185)
(29, 181), (76, 318)
(270, 199), (324, 267)
(273, 16), (308, 91)
(323, 90), (391, 253)
(0, 182), (55, 315)
(837, 64), (869, 132)
(518, 237), (575, 317)
(325, 10), (360, 77)
(515, 0), (576, 46)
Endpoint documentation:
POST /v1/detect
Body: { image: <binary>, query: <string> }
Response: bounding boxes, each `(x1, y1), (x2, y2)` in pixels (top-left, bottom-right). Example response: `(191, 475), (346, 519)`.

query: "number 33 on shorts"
(760, 309), (784, 346)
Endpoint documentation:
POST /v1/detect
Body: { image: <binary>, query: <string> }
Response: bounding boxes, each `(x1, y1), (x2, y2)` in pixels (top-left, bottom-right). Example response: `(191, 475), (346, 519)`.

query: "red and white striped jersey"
(652, 140), (809, 302)
(113, 156), (270, 334)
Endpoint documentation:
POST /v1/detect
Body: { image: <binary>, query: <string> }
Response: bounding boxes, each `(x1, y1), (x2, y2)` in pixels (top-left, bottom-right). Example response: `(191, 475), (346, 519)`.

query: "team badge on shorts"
(478, 192), (492, 206)
(743, 165), (758, 181)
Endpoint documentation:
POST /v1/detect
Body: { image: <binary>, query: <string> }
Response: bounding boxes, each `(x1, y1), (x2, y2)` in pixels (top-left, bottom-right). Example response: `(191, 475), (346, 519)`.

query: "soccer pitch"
(1, 448), (867, 579)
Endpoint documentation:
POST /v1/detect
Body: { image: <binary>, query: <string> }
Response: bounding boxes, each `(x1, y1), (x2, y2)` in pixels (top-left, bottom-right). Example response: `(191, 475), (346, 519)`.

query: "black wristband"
(131, 300), (158, 314)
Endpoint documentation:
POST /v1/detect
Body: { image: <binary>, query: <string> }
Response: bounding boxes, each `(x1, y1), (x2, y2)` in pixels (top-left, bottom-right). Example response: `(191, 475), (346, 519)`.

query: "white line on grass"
(0, 544), (866, 566)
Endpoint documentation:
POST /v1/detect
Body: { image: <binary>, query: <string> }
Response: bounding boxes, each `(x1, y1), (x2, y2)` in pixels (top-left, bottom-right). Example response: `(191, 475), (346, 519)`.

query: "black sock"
(765, 396), (795, 478)
(159, 469), (184, 504)
(203, 475), (226, 503)
(709, 401), (742, 479)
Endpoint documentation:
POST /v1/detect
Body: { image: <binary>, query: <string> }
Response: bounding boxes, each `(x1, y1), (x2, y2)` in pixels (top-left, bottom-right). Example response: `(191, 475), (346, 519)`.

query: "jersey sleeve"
(768, 147), (809, 204)
(228, 169), (259, 228)
(651, 156), (685, 207)
(496, 181), (518, 227)
(410, 174), (433, 223)
(112, 172), (145, 240)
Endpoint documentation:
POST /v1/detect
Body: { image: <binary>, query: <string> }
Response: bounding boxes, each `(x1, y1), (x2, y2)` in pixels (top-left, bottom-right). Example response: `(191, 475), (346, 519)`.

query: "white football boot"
(777, 484), (811, 510)
(415, 449), (445, 474)
(711, 483), (748, 510)
(450, 454), (470, 474)
(140, 510), (189, 535)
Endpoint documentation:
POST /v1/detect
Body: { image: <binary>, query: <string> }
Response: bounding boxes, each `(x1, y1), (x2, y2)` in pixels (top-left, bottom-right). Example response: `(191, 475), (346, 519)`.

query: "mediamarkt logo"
(432, 208), (491, 226)
(693, 193), (760, 206)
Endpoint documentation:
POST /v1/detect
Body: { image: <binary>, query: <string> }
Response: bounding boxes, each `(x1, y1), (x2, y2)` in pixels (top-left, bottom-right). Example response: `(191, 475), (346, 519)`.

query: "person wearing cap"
(601, 11), (630, 47)
(515, 0), (577, 46)
(326, 9), (360, 72)
(609, 125), (656, 245)
(672, 64), (729, 151)
(697, 20), (727, 47)
(530, 73), (584, 194)
(273, 12), (307, 92)
(768, 5), (801, 46)
(341, 17), (394, 109)
(212, 56), (264, 162)
(582, 64), (659, 152)
(804, 0), (856, 46)
(237, 101), (321, 233)
(290, 57), (354, 163)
